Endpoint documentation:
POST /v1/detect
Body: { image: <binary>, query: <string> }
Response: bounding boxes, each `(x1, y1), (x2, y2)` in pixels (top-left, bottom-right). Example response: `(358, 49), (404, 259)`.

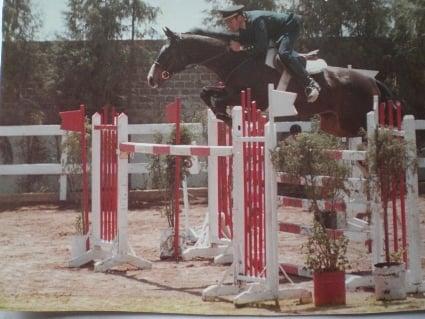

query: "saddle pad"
(306, 59), (327, 74)
(265, 47), (328, 75)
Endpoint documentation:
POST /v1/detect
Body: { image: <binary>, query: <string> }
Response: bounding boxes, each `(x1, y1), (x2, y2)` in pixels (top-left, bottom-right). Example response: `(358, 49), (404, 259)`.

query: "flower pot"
(313, 271), (346, 306)
(70, 234), (87, 259)
(373, 262), (406, 301)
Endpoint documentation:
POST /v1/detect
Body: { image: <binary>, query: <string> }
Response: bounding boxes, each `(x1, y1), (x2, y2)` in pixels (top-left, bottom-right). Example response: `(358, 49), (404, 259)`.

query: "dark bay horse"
(147, 28), (391, 137)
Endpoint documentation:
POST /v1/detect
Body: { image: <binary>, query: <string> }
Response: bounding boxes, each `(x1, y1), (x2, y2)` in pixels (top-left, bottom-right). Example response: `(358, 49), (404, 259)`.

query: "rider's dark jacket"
(238, 11), (299, 58)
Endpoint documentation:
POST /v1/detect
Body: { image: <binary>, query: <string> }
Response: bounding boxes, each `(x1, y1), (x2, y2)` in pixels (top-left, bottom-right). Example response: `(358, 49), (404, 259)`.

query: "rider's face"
(225, 16), (241, 32)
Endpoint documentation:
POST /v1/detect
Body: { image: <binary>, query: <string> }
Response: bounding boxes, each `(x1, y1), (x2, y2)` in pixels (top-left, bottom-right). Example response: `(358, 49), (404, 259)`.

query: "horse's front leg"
(200, 86), (233, 126)
(200, 85), (226, 108)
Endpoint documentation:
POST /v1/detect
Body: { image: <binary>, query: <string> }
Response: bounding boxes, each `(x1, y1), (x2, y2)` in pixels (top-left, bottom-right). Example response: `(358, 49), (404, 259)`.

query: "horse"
(147, 28), (392, 137)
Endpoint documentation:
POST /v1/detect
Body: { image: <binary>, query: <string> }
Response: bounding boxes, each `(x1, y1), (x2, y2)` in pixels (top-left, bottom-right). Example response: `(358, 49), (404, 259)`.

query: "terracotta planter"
(313, 271), (346, 306)
(374, 262), (406, 301)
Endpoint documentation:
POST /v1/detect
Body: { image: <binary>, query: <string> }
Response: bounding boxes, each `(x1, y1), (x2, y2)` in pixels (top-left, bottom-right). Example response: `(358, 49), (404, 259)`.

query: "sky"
(31, 0), (220, 40)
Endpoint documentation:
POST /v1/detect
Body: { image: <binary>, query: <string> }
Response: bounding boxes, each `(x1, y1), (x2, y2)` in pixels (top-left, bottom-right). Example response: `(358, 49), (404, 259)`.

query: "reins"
(155, 34), (253, 85)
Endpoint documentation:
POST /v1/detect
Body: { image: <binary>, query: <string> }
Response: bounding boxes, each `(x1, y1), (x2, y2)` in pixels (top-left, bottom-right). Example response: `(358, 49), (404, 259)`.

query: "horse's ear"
(163, 27), (180, 42)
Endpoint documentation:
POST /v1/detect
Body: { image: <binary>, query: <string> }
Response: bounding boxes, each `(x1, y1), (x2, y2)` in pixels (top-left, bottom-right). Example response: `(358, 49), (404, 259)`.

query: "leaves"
(303, 221), (350, 272)
(54, 0), (160, 113)
(367, 127), (414, 190)
(148, 126), (193, 228)
(271, 130), (350, 214)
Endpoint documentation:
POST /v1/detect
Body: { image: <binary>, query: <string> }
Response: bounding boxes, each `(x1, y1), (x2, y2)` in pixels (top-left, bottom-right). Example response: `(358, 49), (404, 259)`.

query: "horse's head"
(147, 27), (188, 88)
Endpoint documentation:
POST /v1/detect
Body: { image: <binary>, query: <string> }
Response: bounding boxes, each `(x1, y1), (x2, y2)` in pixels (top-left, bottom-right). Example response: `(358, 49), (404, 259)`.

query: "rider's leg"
(277, 21), (321, 102)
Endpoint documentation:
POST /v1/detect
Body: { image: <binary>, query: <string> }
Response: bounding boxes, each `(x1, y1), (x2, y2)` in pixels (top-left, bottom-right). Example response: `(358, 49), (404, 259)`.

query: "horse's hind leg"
(319, 113), (352, 137)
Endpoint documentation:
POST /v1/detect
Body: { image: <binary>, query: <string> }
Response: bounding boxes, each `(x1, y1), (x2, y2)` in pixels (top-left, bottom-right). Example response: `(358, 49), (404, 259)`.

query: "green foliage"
(367, 127), (414, 196)
(2, 0), (41, 41)
(1, 0), (49, 124)
(148, 126), (193, 228)
(303, 221), (350, 273)
(61, 120), (92, 201)
(271, 131), (350, 216)
(297, 0), (390, 39)
(52, 0), (159, 113)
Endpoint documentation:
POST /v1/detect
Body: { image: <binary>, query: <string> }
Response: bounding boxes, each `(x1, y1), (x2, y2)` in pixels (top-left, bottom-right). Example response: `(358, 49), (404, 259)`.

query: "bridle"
(153, 61), (172, 80)
(153, 42), (229, 81)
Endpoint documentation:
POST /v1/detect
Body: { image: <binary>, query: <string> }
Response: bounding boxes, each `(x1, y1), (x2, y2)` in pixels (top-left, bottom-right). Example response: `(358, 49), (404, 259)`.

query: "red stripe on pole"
(396, 101), (402, 130)
(388, 100), (394, 127)
(282, 197), (303, 208)
(165, 100), (180, 123)
(153, 145), (171, 155)
(251, 101), (258, 275)
(119, 143), (135, 153)
(279, 222), (302, 234)
(190, 147), (211, 157)
(379, 102), (386, 126)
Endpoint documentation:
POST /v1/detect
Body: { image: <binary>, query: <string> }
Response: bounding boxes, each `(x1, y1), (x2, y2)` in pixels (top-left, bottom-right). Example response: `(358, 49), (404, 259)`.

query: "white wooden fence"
(0, 122), (203, 200)
(1, 119), (424, 200)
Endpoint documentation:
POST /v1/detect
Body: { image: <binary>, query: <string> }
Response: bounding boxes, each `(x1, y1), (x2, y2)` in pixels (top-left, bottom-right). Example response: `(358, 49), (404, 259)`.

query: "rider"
(217, 5), (321, 103)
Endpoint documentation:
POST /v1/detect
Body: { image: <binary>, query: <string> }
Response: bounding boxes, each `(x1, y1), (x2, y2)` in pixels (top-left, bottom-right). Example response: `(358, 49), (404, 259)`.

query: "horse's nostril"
(147, 76), (154, 87)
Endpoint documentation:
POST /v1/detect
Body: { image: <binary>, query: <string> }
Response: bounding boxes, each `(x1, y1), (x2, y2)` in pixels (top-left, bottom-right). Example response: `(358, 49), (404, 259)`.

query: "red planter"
(313, 271), (346, 306)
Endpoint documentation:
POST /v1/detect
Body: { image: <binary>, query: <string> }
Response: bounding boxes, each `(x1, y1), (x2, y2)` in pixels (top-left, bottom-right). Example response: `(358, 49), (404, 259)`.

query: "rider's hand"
(229, 40), (242, 52)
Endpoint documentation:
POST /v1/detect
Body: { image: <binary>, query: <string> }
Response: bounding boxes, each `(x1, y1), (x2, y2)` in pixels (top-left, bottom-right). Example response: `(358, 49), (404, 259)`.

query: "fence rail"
(1, 118), (424, 200)
(0, 122), (203, 200)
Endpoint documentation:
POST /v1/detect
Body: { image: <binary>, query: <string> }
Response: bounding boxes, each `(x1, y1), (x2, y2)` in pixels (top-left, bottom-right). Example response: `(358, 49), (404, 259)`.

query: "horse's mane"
(186, 28), (239, 42)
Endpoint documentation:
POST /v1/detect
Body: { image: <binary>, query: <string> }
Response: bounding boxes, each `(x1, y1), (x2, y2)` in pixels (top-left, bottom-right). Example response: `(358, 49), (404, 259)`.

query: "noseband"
(154, 61), (171, 80)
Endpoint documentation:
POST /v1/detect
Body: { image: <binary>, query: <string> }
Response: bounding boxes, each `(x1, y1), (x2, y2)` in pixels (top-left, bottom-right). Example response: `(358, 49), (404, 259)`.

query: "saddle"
(265, 47), (328, 75)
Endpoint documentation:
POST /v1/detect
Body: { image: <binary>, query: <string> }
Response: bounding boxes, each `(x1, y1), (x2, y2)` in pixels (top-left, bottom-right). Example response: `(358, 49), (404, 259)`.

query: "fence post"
(403, 115), (422, 287)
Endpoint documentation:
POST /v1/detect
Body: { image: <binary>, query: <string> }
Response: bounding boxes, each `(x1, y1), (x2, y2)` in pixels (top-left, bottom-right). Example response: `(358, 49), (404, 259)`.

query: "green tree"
(1, 0), (46, 125)
(389, 0), (425, 117)
(297, 0), (390, 39)
(1, 0), (52, 192)
(53, 0), (159, 113)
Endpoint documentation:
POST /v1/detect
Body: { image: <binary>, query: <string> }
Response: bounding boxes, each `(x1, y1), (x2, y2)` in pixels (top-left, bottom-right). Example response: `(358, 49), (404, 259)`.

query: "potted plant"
(303, 221), (350, 306)
(271, 127), (351, 229)
(373, 251), (406, 301)
(368, 128), (412, 300)
(70, 214), (87, 260)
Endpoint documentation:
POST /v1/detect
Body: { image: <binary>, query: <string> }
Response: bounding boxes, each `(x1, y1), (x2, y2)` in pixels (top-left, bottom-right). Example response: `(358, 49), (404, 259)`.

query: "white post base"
(94, 252), (152, 272)
(214, 251), (233, 265)
(345, 274), (374, 291)
(203, 281), (312, 306)
(234, 283), (312, 306)
(182, 244), (230, 261)
(68, 245), (111, 268)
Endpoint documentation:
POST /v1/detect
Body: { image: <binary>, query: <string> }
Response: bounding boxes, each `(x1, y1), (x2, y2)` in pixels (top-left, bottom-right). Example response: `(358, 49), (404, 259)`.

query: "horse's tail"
(375, 79), (395, 101)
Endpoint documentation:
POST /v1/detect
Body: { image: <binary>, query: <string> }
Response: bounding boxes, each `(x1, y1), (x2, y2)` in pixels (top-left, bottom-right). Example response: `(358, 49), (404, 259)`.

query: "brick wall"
(126, 40), (219, 124)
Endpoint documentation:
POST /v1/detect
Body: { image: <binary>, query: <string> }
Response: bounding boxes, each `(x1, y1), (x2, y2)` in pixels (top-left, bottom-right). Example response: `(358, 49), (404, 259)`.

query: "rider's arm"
(252, 18), (268, 57)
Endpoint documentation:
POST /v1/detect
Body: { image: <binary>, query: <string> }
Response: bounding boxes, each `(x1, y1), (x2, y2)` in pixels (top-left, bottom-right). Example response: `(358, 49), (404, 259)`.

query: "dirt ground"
(1, 196), (425, 316)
